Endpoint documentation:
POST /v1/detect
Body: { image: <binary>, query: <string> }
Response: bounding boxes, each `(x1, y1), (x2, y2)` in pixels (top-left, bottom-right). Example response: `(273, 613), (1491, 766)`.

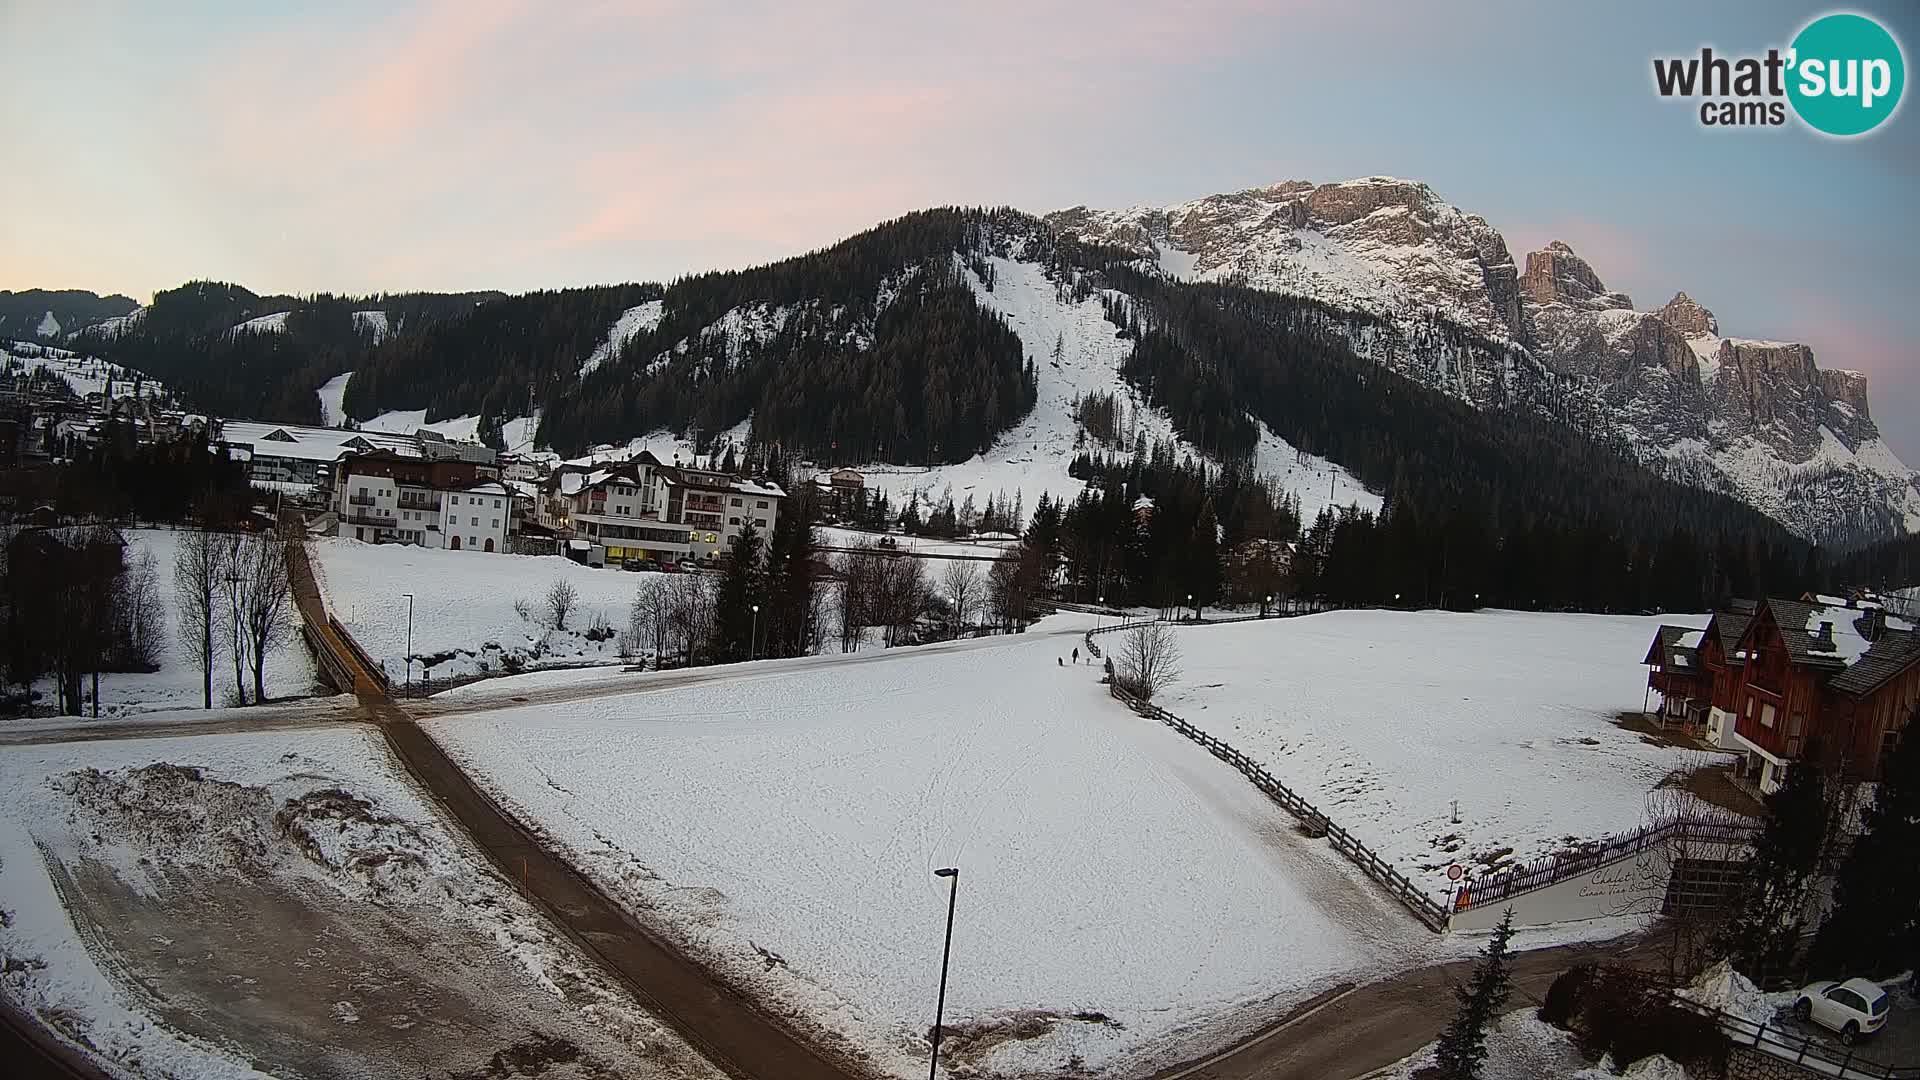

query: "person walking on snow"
(1072, 647), (1080, 664)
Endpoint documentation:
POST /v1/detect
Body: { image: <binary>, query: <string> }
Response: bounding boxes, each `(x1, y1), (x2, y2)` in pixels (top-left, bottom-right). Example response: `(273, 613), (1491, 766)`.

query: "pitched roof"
(1645, 624), (1702, 668)
(1828, 628), (1920, 696)
(1765, 598), (1849, 669)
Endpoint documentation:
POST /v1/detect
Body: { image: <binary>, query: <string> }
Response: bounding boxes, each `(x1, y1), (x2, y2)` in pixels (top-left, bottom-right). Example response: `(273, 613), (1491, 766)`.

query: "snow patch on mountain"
(360, 410), (482, 443)
(577, 300), (663, 378)
(351, 309), (390, 344)
(80, 305), (145, 341)
(228, 311), (290, 335)
(316, 371), (352, 427)
(3, 342), (165, 401)
(35, 310), (61, 338)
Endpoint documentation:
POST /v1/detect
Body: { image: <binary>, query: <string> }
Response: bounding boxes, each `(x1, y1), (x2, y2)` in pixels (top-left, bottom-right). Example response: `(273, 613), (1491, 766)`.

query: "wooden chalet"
(1724, 596), (1920, 794)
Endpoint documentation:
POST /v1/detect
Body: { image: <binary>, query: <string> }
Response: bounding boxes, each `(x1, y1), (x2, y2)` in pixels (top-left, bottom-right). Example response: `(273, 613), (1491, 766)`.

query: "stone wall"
(1725, 1045), (1828, 1080)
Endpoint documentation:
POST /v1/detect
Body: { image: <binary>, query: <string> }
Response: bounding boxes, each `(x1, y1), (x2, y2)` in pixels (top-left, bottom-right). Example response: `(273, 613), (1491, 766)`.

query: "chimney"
(1815, 621), (1836, 650)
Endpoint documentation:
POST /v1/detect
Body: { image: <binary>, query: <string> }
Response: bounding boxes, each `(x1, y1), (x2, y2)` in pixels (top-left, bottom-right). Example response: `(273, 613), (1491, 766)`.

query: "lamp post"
(1097, 595), (1105, 632)
(1186, 592), (1193, 623)
(1264, 593), (1273, 618)
(750, 603), (760, 661)
(401, 592), (414, 692)
(928, 867), (960, 1080)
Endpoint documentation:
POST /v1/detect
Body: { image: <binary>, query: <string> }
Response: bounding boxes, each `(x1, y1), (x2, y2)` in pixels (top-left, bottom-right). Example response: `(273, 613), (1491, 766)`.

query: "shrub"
(1539, 963), (1594, 1029)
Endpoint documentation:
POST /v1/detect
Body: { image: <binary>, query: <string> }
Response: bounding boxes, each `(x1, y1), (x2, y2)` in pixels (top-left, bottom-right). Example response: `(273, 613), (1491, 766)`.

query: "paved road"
(285, 544), (867, 1080)
(1155, 936), (1659, 1080)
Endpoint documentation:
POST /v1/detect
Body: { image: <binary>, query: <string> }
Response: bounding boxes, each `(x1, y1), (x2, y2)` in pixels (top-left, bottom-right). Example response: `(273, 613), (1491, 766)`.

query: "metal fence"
(1672, 996), (1920, 1079)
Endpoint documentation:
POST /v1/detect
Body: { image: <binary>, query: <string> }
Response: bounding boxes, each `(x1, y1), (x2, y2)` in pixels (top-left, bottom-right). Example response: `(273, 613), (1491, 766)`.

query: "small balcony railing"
(348, 494), (377, 507)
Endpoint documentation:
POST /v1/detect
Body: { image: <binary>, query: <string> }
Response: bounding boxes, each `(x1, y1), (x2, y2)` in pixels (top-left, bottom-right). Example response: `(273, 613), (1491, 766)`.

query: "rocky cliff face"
(1048, 179), (1919, 544)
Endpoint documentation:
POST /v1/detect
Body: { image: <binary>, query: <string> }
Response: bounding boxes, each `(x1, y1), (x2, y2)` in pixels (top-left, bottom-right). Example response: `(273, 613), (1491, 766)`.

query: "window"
(493, 499), (501, 508)
(757, 500), (768, 509)
(490, 519), (499, 528)
(730, 497), (742, 507)
(451, 495), (459, 505)
(755, 518), (767, 529)
(729, 517), (740, 526)
(471, 516), (480, 527)
(1760, 703), (1776, 729)
(358, 486), (367, 496)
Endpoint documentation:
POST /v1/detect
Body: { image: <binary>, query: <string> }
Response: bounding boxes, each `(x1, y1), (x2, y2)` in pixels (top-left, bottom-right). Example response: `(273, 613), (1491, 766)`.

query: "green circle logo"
(1788, 13), (1905, 136)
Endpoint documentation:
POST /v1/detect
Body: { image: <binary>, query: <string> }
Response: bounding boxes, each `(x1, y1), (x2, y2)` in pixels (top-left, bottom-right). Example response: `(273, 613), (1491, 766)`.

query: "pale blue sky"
(2, 1), (1914, 457)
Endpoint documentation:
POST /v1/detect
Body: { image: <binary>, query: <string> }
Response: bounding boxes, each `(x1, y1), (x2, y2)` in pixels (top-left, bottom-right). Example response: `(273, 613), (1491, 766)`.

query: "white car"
(1793, 977), (1890, 1044)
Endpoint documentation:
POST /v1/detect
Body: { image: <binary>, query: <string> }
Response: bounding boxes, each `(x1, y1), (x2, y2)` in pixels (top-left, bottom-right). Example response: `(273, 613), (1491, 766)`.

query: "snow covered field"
(31, 529), (319, 715)
(424, 621), (1432, 1078)
(1159, 610), (1712, 898)
(311, 538), (650, 682)
(0, 726), (719, 1079)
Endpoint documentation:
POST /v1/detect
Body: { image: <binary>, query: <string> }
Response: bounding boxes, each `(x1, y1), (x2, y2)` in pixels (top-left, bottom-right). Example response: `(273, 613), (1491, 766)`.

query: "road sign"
(1447, 863), (1464, 881)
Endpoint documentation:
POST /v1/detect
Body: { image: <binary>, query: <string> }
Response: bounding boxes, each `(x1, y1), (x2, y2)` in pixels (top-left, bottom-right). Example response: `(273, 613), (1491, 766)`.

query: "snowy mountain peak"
(1050, 176), (1918, 544)
(1656, 291), (1718, 337)
(1519, 241), (1633, 312)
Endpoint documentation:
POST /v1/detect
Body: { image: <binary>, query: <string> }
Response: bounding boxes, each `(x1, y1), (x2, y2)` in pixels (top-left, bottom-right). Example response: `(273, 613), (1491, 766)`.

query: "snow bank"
(1376, 1007), (1593, 1079)
(1677, 960), (1787, 1027)
(426, 631), (1420, 1077)
(1160, 609), (1711, 896)
(0, 727), (718, 1079)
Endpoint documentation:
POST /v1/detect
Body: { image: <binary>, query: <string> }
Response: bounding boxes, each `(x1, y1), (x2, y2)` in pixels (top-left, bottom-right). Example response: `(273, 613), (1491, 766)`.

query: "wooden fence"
(1104, 678), (1452, 932)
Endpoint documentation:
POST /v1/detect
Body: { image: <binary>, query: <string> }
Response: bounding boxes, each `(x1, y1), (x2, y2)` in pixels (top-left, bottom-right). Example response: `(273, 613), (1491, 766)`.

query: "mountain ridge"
(1047, 176), (1918, 545)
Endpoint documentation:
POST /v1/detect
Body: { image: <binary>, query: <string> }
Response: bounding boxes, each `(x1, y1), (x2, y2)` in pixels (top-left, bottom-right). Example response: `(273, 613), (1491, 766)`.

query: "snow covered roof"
(219, 419), (421, 462)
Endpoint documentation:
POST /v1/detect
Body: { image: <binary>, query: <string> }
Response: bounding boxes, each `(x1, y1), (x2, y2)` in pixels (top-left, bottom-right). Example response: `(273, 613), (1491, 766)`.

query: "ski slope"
(857, 256), (1378, 523)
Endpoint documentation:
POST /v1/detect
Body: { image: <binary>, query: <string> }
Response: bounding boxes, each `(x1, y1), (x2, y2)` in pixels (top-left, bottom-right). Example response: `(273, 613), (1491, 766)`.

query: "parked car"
(1793, 978), (1890, 1044)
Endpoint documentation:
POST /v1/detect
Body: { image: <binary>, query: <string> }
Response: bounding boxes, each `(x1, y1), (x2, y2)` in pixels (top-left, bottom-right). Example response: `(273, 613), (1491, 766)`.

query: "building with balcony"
(539, 451), (783, 567)
(331, 450), (513, 552)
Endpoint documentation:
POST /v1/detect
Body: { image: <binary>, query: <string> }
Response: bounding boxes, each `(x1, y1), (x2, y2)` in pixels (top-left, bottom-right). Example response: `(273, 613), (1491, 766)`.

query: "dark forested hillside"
(0, 289), (137, 338)
(1106, 271), (1803, 559)
(83, 282), (504, 423)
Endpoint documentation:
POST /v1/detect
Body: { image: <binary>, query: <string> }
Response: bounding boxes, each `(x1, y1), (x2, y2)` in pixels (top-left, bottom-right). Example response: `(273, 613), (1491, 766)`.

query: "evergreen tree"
(762, 491), (820, 659)
(711, 523), (765, 662)
(1714, 747), (1833, 981)
(1810, 716), (1920, 976)
(1431, 909), (1516, 1079)
(1187, 497), (1221, 618)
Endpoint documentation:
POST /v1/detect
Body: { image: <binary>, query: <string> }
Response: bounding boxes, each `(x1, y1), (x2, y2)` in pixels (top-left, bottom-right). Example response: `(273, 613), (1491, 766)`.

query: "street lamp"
(1186, 592), (1193, 622)
(928, 867), (960, 1080)
(1265, 592), (1273, 618)
(401, 592), (414, 692)
(1097, 595), (1105, 631)
(750, 603), (760, 661)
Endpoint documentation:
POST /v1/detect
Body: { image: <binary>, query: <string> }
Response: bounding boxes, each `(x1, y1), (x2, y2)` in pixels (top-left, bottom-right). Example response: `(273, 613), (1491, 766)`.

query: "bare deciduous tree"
(629, 578), (669, 667)
(941, 560), (981, 635)
(118, 549), (166, 671)
(1116, 621), (1181, 701)
(237, 537), (294, 704)
(174, 525), (230, 710)
(547, 578), (580, 630)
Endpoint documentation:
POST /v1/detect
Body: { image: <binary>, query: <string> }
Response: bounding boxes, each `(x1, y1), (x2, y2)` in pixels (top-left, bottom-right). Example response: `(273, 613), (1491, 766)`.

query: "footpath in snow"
(1158, 609), (1714, 899)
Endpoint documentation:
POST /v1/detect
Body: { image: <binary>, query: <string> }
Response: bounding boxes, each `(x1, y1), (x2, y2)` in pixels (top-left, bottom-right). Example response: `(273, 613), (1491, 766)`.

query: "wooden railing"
(1105, 677), (1452, 932)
